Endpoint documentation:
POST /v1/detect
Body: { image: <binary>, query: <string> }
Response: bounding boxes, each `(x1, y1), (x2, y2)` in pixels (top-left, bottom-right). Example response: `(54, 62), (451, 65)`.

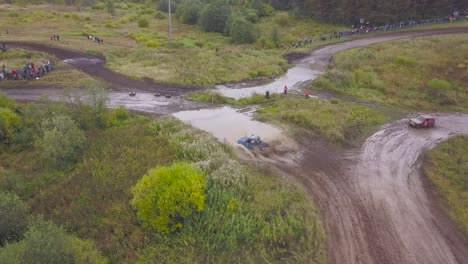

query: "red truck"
(409, 114), (435, 128)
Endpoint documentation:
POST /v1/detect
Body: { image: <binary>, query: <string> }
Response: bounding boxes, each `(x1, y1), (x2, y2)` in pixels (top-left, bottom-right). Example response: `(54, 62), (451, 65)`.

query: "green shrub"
(35, 115), (86, 168)
(154, 11), (166, 19)
(105, 106), (130, 127)
(146, 41), (161, 48)
(176, 0), (202, 25)
(104, 23), (118, 28)
(158, 0), (179, 13)
(229, 17), (257, 44)
(249, 0), (264, 16)
(0, 192), (29, 246)
(427, 79), (455, 104)
(0, 93), (17, 109)
(131, 163), (206, 233)
(137, 18), (149, 28)
(118, 16), (129, 24)
(0, 218), (107, 264)
(428, 79), (451, 91)
(8, 12), (19, 17)
(141, 8), (155, 15)
(199, 1), (230, 33)
(0, 107), (21, 145)
(91, 2), (105, 10)
(263, 3), (275, 16)
(275, 12), (290, 26)
(245, 8), (259, 23)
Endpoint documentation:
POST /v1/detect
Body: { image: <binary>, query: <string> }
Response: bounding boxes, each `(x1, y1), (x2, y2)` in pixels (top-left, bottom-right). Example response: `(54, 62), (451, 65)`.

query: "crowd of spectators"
(285, 15), (466, 49)
(0, 61), (55, 81)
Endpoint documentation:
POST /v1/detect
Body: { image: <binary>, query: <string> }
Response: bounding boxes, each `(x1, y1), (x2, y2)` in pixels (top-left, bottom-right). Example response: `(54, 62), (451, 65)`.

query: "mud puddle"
(216, 65), (323, 99)
(173, 106), (299, 161)
(172, 106), (283, 143)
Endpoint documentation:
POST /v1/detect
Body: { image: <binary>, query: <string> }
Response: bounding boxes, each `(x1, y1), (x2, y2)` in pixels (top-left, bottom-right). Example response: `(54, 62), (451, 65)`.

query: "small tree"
(0, 218), (107, 264)
(176, 0), (202, 25)
(275, 12), (289, 26)
(249, 0), (264, 16)
(106, 0), (115, 15)
(35, 115), (86, 168)
(138, 18), (149, 28)
(229, 17), (257, 44)
(131, 163), (206, 233)
(0, 192), (29, 246)
(0, 107), (21, 145)
(158, 0), (179, 13)
(199, 1), (230, 33)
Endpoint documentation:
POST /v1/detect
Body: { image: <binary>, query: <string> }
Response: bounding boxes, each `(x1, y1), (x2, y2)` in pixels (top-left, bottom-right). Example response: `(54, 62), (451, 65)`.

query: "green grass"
(423, 136), (468, 237)
(185, 91), (275, 106)
(0, 95), (326, 263)
(256, 96), (386, 143)
(313, 34), (468, 112)
(0, 48), (99, 89)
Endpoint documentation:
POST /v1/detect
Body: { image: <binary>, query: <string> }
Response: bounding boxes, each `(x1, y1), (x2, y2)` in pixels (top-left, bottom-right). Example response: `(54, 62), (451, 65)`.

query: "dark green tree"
(176, 0), (202, 24)
(229, 17), (257, 43)
(200, 1), (231, 33)
(0, 192), (29, 246)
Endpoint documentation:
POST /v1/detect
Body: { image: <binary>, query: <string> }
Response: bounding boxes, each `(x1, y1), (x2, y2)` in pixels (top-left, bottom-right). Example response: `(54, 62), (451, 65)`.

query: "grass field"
(423, 136), (468, 237)
(0, 92), (326, 263)
(313, 34), (468, 112)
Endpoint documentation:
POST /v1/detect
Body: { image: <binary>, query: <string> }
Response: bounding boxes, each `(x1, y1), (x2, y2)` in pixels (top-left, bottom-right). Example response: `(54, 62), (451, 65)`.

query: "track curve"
(355, 114), (468, 264)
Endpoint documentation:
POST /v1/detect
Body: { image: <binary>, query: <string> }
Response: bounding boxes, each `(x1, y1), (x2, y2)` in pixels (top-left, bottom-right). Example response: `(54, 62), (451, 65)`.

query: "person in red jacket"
(305, 89), (310, 98)
(284, 85), (288, 94)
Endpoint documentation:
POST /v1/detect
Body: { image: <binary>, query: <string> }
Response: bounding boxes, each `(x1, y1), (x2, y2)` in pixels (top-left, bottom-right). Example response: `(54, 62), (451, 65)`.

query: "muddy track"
(288, 114), (468, 264)
(3, 42), (202, 95)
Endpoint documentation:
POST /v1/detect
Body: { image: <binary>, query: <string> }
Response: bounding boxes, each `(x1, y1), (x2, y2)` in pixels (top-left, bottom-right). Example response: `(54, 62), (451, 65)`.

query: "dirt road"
(295, 114), (468, 264)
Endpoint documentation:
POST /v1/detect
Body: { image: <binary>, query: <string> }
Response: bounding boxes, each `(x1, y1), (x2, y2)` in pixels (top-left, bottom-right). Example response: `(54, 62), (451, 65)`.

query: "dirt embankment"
(3, 42), (202, 95)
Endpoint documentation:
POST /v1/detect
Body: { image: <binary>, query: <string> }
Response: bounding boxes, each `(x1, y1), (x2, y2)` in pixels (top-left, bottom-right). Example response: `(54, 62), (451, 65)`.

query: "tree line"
(293, 0), (466, 24)
(4, 0), (466, 25)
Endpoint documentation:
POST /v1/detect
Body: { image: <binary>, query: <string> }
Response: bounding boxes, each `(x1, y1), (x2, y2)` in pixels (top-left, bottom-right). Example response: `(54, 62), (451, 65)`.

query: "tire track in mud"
(354, 114), (468, 264)
(295, 114), (468, 264)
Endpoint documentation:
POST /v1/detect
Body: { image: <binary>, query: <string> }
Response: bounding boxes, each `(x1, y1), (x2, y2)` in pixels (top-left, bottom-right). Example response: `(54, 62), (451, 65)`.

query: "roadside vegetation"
(423, 136), (468, 237)
(185, 91), (275, 106)
(313, 34), (468, 111)
(0, 91), (326, 263)
(0, 48), (98, 89)
(256, 96), (386, 143)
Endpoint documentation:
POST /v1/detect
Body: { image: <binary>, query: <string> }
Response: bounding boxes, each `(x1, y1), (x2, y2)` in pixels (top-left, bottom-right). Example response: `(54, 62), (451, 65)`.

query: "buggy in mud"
(237, 135), (268, 150)
(409, 114), (435, 128)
